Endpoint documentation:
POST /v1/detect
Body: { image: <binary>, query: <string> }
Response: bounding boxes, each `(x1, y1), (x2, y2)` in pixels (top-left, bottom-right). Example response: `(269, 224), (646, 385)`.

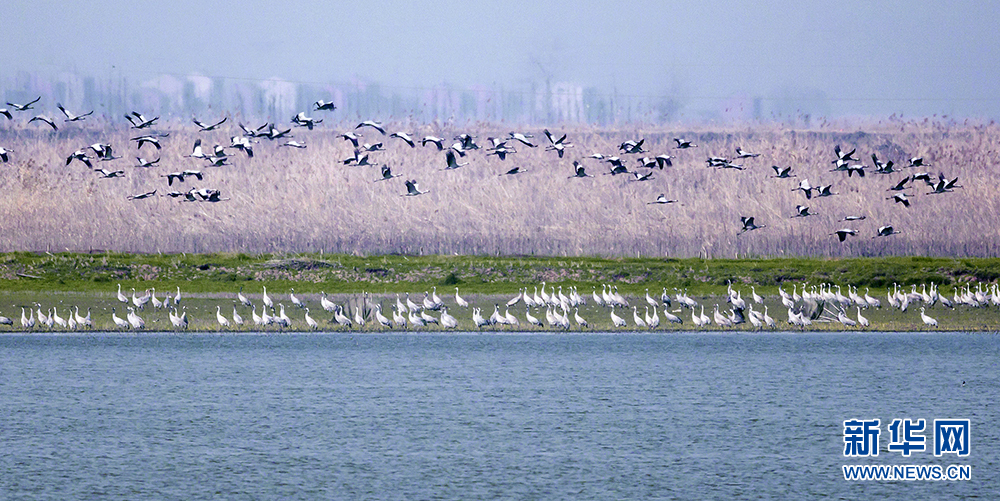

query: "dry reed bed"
(1, 118), (998, 257)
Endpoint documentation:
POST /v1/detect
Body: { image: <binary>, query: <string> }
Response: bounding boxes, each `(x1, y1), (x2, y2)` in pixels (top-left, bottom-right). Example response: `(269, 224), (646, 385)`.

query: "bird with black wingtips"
(619, 139), (646, 154)
(831, 229), (857, 242)
(499, 166), (526, 176)
(874, 225), (901, 238)
(6, 96), (40, 112)
(735, 147), (759, 159)
(94, 168), (125, 179)
(632, 171), (654, 181)
(793, 178), (813, 199)
(0, 147), (11, 163)
(421, 136), (444, 150)
(908, 156), (929, 168)
(314, 100), (336, 111)
(357, 120), (386, 135)
(833, 145), (859, 163)
(674, 138), (696, 149)
(444, 149), (468, 170)
(375, 164), (401, 182)
(390, 132), (416, 148)
(66, 149), (92, 168)
(291, 112), (322, 130)
(887, 175), (910, 191)
(193, 116), (228, 132)
(127, 190), (157, 200)
(648, 194), (677, 205)
(771, 165), (795, 178)
(28, 115), (58, 130)
(738, 216), (765, 234)
(569, 161), (593, 178)
(403, 179), (428, 196)
(125, 111), (159, 129)
(508, 132), (536, 147)
(872, 153), (896, 174)
(888, 193), (911, 207)
(816, 184), (837, 197)
(793, 205), (815, 218)
(57, 103), (93, 122)
(135, 157), (160, 168)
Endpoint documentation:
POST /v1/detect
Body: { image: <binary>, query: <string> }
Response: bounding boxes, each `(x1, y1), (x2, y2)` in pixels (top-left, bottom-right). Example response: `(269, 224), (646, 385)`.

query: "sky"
(4, 0), (1000, 120)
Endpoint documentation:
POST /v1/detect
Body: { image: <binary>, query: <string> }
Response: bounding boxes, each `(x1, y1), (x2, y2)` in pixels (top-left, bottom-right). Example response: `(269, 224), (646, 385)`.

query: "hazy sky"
(4, 0), (1000, 119)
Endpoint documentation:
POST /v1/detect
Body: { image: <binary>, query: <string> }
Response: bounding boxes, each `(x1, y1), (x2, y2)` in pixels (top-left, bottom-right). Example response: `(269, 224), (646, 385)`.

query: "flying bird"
(772, 165), (795, 178)
(57, 103), (93, 122)
(375, 165), (400, 182)
(66, 150), (92, 167)
(888, 193), (911, 207)
(648, 194), (677, 205)
(403, 179), (428, 196)
(793, 205), (815, 217)
(673, 138), (697, 149)
(390, 132), (416, 148)
(127, 190), (157, 200)
(735, 147), (760, 158)
(874, 225), (901, 237)
(357, 120), (386, 135)
(832, 229), (857, 242)
(739, 216), (765, 234)
(193, 116), (228, 131)
(0, 147), (11, 162)
(833, 145), (859, 163)
(314, 100), (337, 111)
(569, 161), (593, 178)
(508, 132), (536, 147)
(6, 96), (41, 111)
(125, 111), (159, 129)
(444, 149), (468, 170)
(421, 136), (445, 150)
(95, 168), (125, 179)
(131, 135), (163, 150)
(499, 166), (526, 176)
(135, 157), (160, 168)
(291, 112), (322, 129)
(28, 115), (58, 130)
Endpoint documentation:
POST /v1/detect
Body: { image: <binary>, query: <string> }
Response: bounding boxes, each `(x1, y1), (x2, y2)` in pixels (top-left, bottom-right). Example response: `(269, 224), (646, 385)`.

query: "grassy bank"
(1, 253), (998, 332)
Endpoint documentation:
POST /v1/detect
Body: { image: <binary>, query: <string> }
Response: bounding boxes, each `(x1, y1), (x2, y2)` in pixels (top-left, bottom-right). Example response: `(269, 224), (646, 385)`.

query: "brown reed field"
(1, 116), (998, 257)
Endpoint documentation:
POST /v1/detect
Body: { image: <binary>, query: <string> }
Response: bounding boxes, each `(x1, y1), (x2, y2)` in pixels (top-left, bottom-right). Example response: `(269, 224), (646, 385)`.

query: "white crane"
(573, 308), (588, 327)
(117, 283), (128, 303)
(454, 288), (469, 308)
(262, 286), (273, 309)
(232, 306), (244, 325)
(392, 307), (406, 328)
(52, 307), (67, 329)
(440, 308), (458, 329)
(216, 305), (231, 328)
(321, 292), (337, 313)
(525, 308), (542, 327)
(304, 308), (319, 330)
(290, 288), (304, 308)
(375, 305), (392, 328)
(127, 307), (145, 330)
(857, 307), (869, 328)
(919, 307), (938, 327)
(238, 287), (252, 307)
(646, 306), (660, 329)
(355, 306), (367, 326)
(610, 309), (627, 328)
(112, 308), (129, 330)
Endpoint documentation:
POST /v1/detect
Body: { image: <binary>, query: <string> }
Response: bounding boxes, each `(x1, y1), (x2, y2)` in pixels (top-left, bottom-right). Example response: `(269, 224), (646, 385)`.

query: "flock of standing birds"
(0, 95), (985, 331)
(3, 277), (1000, 331)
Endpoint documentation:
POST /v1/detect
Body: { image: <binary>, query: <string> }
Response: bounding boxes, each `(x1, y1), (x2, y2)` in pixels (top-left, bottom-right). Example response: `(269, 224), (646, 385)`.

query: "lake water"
(0, 332), (996, 499)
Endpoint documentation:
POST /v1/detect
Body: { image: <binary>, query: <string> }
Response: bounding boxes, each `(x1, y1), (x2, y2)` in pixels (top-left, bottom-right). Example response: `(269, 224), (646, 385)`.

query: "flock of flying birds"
(0, 94), (963, 244)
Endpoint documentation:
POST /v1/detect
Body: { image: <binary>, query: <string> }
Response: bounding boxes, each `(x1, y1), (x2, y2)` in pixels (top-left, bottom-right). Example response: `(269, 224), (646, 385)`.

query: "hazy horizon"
(3, 1), (999, 121)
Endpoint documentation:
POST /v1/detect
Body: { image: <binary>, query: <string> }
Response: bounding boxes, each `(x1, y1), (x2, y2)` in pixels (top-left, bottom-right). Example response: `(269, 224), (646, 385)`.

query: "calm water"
(0, 332), (996, 500)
